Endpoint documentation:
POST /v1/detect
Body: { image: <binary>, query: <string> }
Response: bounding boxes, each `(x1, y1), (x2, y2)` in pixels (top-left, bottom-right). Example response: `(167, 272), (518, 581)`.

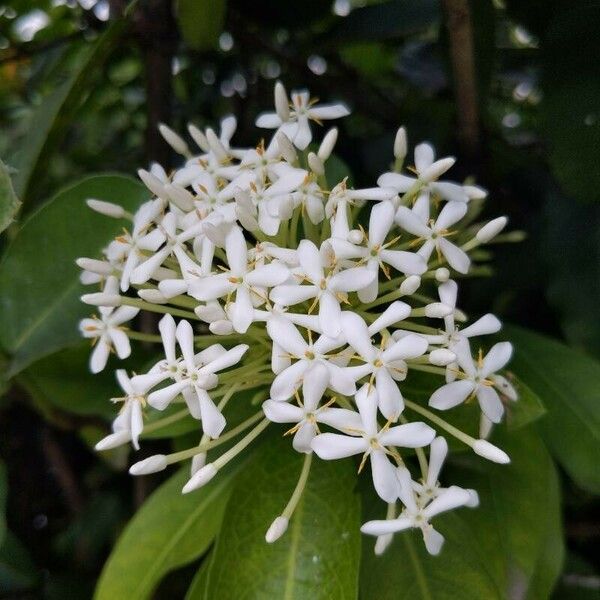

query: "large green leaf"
(196, 434), (362, 599)
(0, 160), (21, 234)
(176, 0), (226, 51)
(10, 17), (129, 205)
(360, 426), (563, 599)
(0, 174), (148, 376)
(94, 466), (237, 600)
(505, 325), (600, 494)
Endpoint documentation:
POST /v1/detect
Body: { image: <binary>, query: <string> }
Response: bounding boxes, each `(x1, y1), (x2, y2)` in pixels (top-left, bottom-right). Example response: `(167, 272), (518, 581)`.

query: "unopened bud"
(429, 348), (456, 366)
(374, 533), (393, 556)
(205, 128), (228, 161)
(472, 439), (510, 464)
(165, 184), (195, 212)
(182, 464), (218, 493)
(318, 127), (338, 160)
(276, 132), (297, 163)
(435, 267), (450, 282)
(137, 289), (168, 304)
(76, 258), (113, 276)
(424, 302), (453, 318)
(463, 184), (487, 200)
(81, 292), (122, 307)
(265, 516), (289, 543)
(400, 275), (421, 295)
(210, 320), (234, 335)
(86, 199), (125, 219)
(158, 123), (190, 156)
(138, 169), (168, 199)
(191, 453), (207, 476)
(393, 126), (407, 160)
(476, 217), (508, 243)
(129, 454), (167, 475)
(347, 229), (363, 244)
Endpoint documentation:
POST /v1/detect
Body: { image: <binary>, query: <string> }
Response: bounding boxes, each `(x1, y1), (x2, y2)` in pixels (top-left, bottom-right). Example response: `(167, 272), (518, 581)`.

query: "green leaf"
(0, 531), (38, 596)
(185, 555), (211, 600)
(11, 18), (129, 205)
(94, 466), (236, 600)
(199, 435), (361, 599)
(0, 174), (148, 376)
(176, 0), (226, 51)
(0, 160), (21, 234)
(505, 325), (600, 494)
(360, 426), (563, 599)
(326, 0), (439, 43)
(505, 375), (546, 430)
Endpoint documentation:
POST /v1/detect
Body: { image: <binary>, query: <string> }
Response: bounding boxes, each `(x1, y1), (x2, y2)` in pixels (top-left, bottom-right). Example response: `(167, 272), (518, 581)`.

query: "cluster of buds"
(79, 82), (516, 555)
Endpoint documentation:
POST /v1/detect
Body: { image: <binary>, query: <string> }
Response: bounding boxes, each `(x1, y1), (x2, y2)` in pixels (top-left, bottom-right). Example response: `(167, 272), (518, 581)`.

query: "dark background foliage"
(0, 0), (598, 597)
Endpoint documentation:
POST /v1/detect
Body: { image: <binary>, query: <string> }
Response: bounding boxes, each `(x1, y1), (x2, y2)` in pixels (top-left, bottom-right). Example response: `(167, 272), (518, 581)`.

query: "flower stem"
(282, 452), (313, 519)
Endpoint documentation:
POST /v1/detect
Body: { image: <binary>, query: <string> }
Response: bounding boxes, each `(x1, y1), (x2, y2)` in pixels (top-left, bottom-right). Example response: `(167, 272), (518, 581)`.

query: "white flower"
(79, 277), (139, 373)
(378, 143), (465, 203)
(262, 362), (362, 453)
(311, 384), (436, 502)
(395, 201), (471, 273)
(266, 316), (356, 400)
(188, 226), (289, 333)
(325, 178), (396, 219)
(341, 311), (428, 420)
(361, 465), (474, 555)
(330, 201), (427, 302)
(270, 239), (375, 337)
(256, 84), (350, 150)
(429, 340), (513, 423)
(147, 319), (248, 438)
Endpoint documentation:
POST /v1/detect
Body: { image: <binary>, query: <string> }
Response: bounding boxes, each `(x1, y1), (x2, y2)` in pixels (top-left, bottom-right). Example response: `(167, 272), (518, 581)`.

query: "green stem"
(282, 452), (313, 519)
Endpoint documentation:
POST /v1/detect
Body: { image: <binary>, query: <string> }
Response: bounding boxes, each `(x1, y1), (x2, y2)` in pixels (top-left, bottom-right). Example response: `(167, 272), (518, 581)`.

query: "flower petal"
(379, 422), (435, 448)
(311, 433), (366, 459)
(429, 380), (475, 410)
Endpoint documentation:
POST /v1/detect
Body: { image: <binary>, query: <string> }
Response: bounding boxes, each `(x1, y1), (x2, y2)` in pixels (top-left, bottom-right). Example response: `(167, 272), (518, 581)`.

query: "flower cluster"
(78, 81), (517, 555)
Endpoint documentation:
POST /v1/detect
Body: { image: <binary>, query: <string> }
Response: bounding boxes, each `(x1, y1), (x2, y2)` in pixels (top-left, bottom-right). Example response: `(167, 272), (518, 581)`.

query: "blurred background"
(0, 0), (598, 597)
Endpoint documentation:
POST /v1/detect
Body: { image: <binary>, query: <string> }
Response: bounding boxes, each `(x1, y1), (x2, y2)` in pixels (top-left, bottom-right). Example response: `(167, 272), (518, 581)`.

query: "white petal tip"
(476, 217), (508, 243)
(129, 455), (167, 476)
(182, 464), (218, 493)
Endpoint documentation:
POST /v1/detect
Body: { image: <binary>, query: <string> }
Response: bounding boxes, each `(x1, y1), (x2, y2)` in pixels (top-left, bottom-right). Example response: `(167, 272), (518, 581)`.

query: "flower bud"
(265, 516), (289, 543)
(472, 440), (510, 464)
(182, 464), (218, 493)
(191, 453), (207, 476)
(165, 183), (195, 212)
(205, 127), (228, 161)
(463, 184), (487, 200)
(158, 123), (190, 156)
(424, 302), (453, 318)
(393, 126), (407, 161)
(274, 81), (290, 122)
(158, 279), (189, 298)
(435, 267), (450, 282)
(129, 454), (167, 475)
(429, 348), (456, 366)
(187, 123), (210, 152)
(318, 127), (338, 160)
(479, 414), (494, 440)
(76, 258), (113, 275)
(347, 229), (364, 244)
(374, 533), (393, 556)
(308, 152), (324, 175)
(400, 275), (421, 295)
(210, 320), (234, 335)
(81, 292), (122, 307)
(86, 199), (125, 219)
(476, 217), (508, 243)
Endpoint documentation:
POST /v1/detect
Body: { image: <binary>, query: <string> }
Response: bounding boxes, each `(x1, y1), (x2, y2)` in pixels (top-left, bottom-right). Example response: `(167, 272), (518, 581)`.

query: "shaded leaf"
(505, 325), (600, 494)
(176, 0), (226, 51)
(201, 434), (361, 599)
(0, 174), (148, 375)
(0, 531), (39, 596)
(0, 160), (21, 234)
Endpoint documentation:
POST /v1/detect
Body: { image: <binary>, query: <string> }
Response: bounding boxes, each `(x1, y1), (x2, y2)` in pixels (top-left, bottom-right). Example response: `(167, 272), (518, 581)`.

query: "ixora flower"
(79, 81), (519, 555)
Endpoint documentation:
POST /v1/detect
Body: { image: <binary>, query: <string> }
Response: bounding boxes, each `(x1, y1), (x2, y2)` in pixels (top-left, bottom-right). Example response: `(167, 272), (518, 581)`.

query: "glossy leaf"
(94, 466), (236, 600)
(505, 325), (600, 494)
(11, 18), (128, 205)
(199, 434), (362, 599)
(505, 375), (546, 430)
(0, 160), (21, 234)
(176, 0), (226, 51)
(360, 426), (563, 599)
(0, 175), (149, 376)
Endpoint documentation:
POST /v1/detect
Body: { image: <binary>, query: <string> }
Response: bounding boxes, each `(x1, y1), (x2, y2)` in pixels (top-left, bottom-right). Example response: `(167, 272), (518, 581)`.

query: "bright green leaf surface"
(0, 175), (148, 375)
(94, 466), (236, 600)
(199, 435), (362, 600)
(506, 325), (600, 494)
(0, 160), (21, 233)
